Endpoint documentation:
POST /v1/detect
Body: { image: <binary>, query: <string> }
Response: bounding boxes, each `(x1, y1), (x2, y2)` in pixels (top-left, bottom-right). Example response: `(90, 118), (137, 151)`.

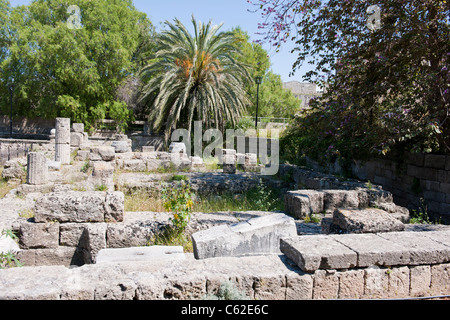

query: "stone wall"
(0, 139), (51, 165)
(303, 154), (450, 224)
(0, 255), (448, 300)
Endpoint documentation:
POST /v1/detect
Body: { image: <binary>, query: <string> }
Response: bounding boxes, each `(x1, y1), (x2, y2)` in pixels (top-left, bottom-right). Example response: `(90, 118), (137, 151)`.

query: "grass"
(124, 184), (284, 213)
(149, 226), (193, 253)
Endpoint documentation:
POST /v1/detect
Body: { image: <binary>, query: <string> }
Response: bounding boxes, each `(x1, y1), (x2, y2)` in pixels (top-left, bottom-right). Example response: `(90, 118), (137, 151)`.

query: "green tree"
(230, 27), (300, 119)
(0, 0), (154, 132)
(138, 16), (251, 141)
(247, 71), (301, 118)
(252, 0), (450, 160)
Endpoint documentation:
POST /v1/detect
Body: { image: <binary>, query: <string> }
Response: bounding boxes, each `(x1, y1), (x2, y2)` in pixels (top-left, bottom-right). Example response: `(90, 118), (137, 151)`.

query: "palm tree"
(138, 16), (251, 142)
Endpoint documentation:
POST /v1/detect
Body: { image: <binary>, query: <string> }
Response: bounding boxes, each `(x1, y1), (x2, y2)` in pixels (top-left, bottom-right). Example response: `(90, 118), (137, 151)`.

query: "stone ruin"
(0, 118), (450, 300)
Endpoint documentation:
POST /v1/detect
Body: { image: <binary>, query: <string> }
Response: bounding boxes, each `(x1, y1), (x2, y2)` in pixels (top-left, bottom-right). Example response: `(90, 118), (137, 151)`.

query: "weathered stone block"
(285, 273), (313, 300)
(387, 266), (410, 298)
(19, 221), (59, 250)
(410, 265), (431, 297)
(16, 247), (84, 267)
(333, 208), (405, 233)
(104, 192), (125, 223)
(192, 213), (297, 259)
(70, 132), (86, 147)
(111, 141), (130, 153)
(313, 270), (339, 300)
(285, 190), (324, 219)
(330, 233), (409, 267)
(378, 231), (450, 265)
(60, 223), (87, 247)
(92, 161), (114, 190)
(123, 159), (147, 172)
(430, 263), (450, 296)
(96, 246), (185, 264)
(89, 146), (115, 162)
(363, 266), (389, 299)
(322, 190), (360, 213)
(280, 235), (358, 272)
(338, 269), (365, 299)
(72, 123), (85, 133)
(34, 191), (124, 223)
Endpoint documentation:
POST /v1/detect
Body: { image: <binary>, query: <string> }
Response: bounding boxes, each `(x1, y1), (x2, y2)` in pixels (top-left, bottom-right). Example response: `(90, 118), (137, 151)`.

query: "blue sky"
(10, 0), (312, 82)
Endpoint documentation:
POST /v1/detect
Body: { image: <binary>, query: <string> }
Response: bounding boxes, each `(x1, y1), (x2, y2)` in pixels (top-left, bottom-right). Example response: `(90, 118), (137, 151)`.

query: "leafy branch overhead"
(250, 0), (450, 159)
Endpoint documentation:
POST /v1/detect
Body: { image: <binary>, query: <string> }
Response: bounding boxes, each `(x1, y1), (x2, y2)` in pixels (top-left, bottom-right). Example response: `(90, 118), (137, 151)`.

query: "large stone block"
(285, 190), (324, 219)
(192, 213), (297, 260)
(280, 235), (358, 272)
(34, 191), (124, 223)
(111, 141), (130, 154)
(377, 231), (450, 265)
(92, 161), (114, 190)
(330, 233), (410, 267)
(333, 208), (405, 233)
(19, 221), (60, 250)
(96, 246), (185, 264)
(322, 190), (360, 213)
(89, 146), (115, 162)
(70, 132), (88, 147)
(72, 123), (85, 133)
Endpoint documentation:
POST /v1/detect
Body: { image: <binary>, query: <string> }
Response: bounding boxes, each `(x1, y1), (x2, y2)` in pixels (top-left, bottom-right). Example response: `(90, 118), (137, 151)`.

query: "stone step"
(281, 230), (450, 272)
(332, 208), (405, 234)
(285, 189), (408, 221)
(96, 246), (185, 264)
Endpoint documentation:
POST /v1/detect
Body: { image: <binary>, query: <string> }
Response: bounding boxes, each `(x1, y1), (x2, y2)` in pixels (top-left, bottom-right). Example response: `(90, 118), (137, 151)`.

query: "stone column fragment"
(27, 152), (48, 185)
(55, 118), (71, 165)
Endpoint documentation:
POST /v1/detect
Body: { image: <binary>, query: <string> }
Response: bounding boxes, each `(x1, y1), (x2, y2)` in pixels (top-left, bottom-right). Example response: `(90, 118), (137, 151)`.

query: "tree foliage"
(231, 27), (300, 119)
(138, 16), (251, 140)
(251, 0), (450, 159)
(0, 0), (154, 132)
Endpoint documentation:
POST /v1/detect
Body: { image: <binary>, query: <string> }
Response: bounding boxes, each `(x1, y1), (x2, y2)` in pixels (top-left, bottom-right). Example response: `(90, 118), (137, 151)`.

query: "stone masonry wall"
(303, 154), (450, 224)
(350, 154), (450, 224)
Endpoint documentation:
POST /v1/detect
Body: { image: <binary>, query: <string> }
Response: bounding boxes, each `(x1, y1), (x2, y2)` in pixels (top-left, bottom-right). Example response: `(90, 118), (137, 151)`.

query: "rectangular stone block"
(312, 270), (339, 300)
(34, 191), (124, 223)
(72, 123), (85, 133)
(430, 263), (450, 296)
(363, 266), (389, 299)
(338, 269), (365, 299)
(96, 246), (185, 264)
(410, 265), (431, 297)
(424, 154), (446, 169)
(322, 190), (360, 213)
(89, 146), (115, 162)
(19, 221), (60, 250)
(280, 235), (358, 272)
(333, 208), (405, 234)
(192, 213), (297, 260)
(285, 273), (313, 300)
(331, 233), (410, 267)
(285, 190), (324, 219)
(378, 231), (450, 265)
(16, 247), (84, 267)
(386, 266), (410, 299)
